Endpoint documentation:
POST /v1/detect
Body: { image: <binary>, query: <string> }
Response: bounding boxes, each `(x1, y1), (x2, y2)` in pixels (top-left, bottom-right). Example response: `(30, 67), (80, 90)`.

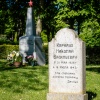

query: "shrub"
(0, 45), (18, 59)
(43, 43), (48, 64)
(86, 46), (100, 65)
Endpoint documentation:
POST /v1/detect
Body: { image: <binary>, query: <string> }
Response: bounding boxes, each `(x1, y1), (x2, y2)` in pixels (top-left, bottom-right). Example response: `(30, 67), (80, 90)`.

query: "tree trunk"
(40, 0), (44, 8)
(47, 32), (50, 42)
(69, 18), (74, 29)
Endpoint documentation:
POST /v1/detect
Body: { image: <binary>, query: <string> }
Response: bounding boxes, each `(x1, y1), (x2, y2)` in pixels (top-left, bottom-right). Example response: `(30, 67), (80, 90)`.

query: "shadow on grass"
(86, 67), (100, 73)
(0, 60), (48, 93)
(0, 60), (20, 71)
(87, 91), (97, 100)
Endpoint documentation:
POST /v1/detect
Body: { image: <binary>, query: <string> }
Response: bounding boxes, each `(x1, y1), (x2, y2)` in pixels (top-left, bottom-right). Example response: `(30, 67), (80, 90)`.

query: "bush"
(0, 44), (100, 65)
(0, 45), (19, 59)
(43, 43), (48, 64)
(86, 46), (100, 65)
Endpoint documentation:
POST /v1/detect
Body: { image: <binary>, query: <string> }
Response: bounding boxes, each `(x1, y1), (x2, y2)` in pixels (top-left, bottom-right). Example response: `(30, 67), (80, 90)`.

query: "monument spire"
(25, 0), (36, 36)
(28, 0), (33, 7)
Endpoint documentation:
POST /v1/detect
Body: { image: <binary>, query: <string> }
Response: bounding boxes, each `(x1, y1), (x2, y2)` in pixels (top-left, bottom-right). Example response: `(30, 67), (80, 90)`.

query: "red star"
(28, 0), (33, 7)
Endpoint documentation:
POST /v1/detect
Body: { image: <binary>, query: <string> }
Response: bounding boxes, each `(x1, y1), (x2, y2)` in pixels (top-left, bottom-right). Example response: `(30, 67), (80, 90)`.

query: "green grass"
(86, 65), (100, 100)
(0, 60), (48, 100)
(0, 60), (100, 100)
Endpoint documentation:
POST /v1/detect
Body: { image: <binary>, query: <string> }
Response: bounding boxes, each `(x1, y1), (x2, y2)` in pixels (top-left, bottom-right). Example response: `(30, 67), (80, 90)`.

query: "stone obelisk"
(26, 0), (36, 36)
(19, 0), (45, 66)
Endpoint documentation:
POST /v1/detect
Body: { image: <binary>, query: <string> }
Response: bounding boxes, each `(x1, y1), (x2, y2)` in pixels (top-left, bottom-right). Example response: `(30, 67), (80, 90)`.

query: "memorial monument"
(47, 28), (88, 100)
(19, 0), (45, 66)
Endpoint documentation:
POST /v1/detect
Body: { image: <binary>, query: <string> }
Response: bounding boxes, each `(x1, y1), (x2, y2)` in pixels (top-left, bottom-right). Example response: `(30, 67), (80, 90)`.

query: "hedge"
(0, 44), (100, 65)
(86, 46), (100, 65)
(0, 44), (48, 62)
(0, 45), (19, 59)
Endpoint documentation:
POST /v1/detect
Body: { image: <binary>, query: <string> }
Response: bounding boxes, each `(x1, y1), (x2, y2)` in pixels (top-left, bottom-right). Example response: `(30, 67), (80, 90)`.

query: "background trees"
(0, 0), (100, 45)
(0, 0), (100, 64)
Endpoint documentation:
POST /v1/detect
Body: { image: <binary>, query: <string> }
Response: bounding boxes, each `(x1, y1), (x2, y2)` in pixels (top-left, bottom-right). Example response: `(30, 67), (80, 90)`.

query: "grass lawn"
(86, 65), (100, 100)
(0, 60), (100, 100)
(0, 60), (48, 100)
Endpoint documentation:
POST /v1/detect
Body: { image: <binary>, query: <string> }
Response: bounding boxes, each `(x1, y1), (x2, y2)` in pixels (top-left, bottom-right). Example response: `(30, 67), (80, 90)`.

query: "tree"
(0, 0), (7, 35)
(79, 19), (100, 47)
(4, 10), (15, 41)
(0, 0), (28, 43)
(0, 0), (100, 44)
(35, 0), (58, 42)
(53, 0), (100, 35)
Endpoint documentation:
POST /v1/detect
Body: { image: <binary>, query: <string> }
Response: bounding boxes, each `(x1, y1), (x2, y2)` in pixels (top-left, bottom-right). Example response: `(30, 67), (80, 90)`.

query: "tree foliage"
(0, 0), (100, 46)
(79, 19), (100, 47)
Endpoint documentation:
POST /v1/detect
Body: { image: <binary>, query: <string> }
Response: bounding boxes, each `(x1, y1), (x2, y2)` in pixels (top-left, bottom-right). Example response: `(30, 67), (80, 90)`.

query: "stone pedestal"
(19, 35), (45, 66)
(47, 93), (88, 100)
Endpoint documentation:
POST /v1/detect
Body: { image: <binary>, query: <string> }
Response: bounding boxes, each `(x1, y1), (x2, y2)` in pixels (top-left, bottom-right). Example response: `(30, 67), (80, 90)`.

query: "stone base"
(19, 35), (45, 66)
(35, 36), (45, 66)
(47, 93), (88, 100)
